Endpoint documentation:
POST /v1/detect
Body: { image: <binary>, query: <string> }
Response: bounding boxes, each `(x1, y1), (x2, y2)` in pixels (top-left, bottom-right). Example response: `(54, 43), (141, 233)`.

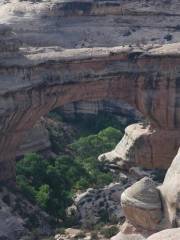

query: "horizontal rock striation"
(0, 40), (179, 182)
(112, 148), (180, 240)
(57, 99), (142, 124)
(16, 118), (51, 158)
(1, 0), (180, 48)
(0, 0), (179, 184)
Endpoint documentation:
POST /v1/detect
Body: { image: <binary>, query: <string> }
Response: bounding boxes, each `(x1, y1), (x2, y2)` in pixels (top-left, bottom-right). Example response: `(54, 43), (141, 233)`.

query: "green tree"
(36, 184), (50, 209)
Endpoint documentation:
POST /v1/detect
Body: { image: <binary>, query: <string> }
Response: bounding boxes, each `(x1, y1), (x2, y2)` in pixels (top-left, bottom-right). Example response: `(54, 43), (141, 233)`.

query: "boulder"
(121, 177), (162, 231)
(147, 228), (180, 240)
(74, 183), (126, 226)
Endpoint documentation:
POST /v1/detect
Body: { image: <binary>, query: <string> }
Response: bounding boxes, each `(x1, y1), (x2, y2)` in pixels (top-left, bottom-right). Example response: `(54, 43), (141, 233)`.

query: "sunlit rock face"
(112, 148), (180, 240)
(159, 148), (180, 228)
(0, 0), (179, 184)
(99, 123), (180, 170)
(121, 177), (162, 231)
(147, 228), (180, 240)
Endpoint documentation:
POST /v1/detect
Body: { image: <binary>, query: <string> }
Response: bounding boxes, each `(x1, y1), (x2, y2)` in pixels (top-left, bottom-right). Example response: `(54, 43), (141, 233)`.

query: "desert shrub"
(100, 226), (119, 238)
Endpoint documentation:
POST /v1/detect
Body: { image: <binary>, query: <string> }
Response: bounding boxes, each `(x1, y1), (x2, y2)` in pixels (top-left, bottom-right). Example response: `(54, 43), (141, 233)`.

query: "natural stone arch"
(0, 45), (180, 184)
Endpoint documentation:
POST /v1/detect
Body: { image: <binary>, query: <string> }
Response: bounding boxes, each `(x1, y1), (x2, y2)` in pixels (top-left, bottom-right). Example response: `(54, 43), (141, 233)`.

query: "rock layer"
(0, 0), (179, 184)
(112, 148), (180, 240)
(159, 148), (180, 228)
(0, 42), (179, 182)
(1, 0), (180, 48)
(121, 177), (162, 231)
(99, 123), (180, 170)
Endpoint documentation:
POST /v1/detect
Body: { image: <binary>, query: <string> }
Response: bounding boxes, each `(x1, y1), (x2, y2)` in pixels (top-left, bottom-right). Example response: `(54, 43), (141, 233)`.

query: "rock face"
(1, 0), (180, 48)
(0, 42), (179, 183)
(73, 183), (126, 227)
(0, 0), (179, 185)
(99, 124), (154, 170)
(147, 228), (180, 240)
(17, 118), (51, 158)
(99, 123), (180, 171)
(121, 177), (162, 231)
(111, 177), (162, 240)
(19, 99), (141, 157)
(0, 187), (52, 240)
(58, 99), (142, 125)
(112, 149), (180, 240)
(159, 148), (180, 228)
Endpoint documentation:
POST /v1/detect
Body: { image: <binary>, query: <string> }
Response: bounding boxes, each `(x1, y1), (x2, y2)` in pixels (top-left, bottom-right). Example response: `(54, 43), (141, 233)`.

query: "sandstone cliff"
(0, 1), (180, 239)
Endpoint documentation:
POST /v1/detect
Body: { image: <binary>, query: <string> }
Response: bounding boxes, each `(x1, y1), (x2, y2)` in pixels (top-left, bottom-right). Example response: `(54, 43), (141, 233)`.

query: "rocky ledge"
(112, 148), (180, 240)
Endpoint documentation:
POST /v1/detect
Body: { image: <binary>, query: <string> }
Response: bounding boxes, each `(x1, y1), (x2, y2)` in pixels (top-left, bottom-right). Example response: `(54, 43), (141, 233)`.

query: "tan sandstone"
(147, 228), (180, 240)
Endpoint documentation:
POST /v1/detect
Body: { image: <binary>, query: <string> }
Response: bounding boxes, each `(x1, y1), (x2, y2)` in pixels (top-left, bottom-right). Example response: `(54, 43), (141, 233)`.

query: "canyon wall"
(0, 0), (179, 184)
(0, 28), (179, 182)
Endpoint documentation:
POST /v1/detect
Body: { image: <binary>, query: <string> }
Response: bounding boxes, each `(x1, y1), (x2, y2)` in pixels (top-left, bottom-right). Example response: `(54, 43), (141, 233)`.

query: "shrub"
(90, 231), (99, 240)
(100, 226), (119, 238)
(16, 116), (123, 223)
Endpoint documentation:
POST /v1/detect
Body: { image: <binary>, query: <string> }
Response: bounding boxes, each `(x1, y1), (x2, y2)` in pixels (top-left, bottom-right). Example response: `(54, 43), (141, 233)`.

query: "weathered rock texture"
(112, 148), (180, 240)
(1, 0), (180, 48)
(0, 187), (52, 240)
(73, 183), (125, 226)
(0, 37), (180, 183)
(58, 99), (142, 124)
(159, 148), (180, 228)
(17, 118), (51, 158)
(147, 228), (180, 240)
(0, 1), (179, 184)
(121, 177), (162, 231)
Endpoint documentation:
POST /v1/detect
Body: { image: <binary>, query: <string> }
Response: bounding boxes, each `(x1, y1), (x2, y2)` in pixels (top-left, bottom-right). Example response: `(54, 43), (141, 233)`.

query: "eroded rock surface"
(99, 123), (180, 170)
(73, 183), (126, 227)
(121, 177), (162, 231)
(159, 148), (180, 228)
(99, 124), (154, 170)
(0, 187), (52, 240)
(0, 0), (179, 227)
(113, 149), (180, 240)
(147, 228), (180, 240)
(17, 118), (51, 158)
(1, 0), (180, 48)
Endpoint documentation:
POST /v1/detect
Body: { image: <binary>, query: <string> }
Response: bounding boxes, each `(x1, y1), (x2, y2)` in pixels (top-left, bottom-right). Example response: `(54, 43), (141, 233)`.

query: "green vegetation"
(16, 117), (122, 221)
(100, 226), (119, 238)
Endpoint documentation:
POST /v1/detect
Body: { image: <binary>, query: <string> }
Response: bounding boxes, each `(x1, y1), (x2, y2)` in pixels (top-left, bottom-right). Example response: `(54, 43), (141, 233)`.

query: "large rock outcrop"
(159, 148), (180, 228)
(0, 40), (179, 183)
(0, 0), (179, 185)
(121, 177), (162, 231)
(112, 148), (180, 240)
(0, 187), (52, 240)
(99, 123), (180, 170)
(17, 118), (51, 158)
(73, 183), (125, 227)
(1, 0), (180, 48)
